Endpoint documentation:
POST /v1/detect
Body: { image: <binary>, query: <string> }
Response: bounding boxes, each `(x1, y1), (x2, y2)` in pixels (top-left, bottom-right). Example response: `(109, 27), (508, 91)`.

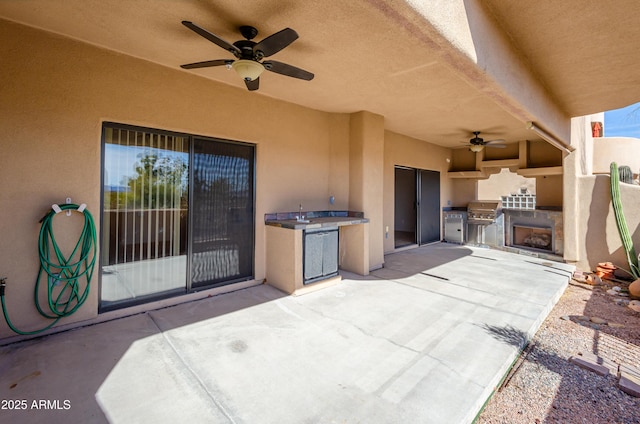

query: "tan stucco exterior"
(383, 131), (452, 253)
(478, 169), (536, 201)
(265, 223), (369, 295)
(573, 175), (640, 274)
(2, 1), (640, 341)
(592, 137), (640, 175)
(265, 226), (302, 295)
(0, 20), (362, 337)
(0, 19), (455, 338)
(563, 114), (640, 271)
(349, 112), (385, 269)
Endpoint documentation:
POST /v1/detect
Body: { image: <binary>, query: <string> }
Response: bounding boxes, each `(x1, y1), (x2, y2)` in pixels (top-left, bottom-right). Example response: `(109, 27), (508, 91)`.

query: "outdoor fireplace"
(503, 208), (563, 257)
(512, 225), (553, 252)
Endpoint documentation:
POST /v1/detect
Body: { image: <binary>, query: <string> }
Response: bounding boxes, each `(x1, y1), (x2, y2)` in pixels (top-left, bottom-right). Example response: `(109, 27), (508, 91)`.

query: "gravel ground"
(476, 276), (640, 424)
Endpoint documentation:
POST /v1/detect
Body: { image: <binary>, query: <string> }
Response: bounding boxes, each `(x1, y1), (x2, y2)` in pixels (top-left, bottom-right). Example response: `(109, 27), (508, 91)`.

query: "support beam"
(368, 0), (570, 143)
(350, 111), (385, 270)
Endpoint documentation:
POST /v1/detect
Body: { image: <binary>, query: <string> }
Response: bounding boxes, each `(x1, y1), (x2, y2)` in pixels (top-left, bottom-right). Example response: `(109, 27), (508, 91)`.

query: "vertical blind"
(103, 127), (189, 266)
(101, 126), (189, 306)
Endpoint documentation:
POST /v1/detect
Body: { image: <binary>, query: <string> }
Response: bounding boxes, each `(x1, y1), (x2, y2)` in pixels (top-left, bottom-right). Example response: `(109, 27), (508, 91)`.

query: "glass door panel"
(101, 126), (189, 309)
(190, 138), (254, 288)
(394, 167), (417, 248)
(418, 169), (441, 244)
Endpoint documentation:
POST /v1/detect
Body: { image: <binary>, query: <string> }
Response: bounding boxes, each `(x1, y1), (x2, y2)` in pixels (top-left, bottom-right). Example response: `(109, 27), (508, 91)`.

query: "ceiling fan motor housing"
(233, 40), (258, 60)
(470, 134), (484, 145)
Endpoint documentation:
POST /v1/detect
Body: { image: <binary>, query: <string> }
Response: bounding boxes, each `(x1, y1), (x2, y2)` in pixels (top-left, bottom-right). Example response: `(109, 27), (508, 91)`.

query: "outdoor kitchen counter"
(265, 216), (369, 230)
(265, 211), (369, 296)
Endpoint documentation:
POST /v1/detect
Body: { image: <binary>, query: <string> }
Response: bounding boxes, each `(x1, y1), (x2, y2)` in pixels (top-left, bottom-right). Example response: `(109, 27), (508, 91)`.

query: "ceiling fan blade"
(486, 144), (507, 148)
(263, 60), (314, 80)
(182, 21), (241, 56)
(180, 59), (231, 69)
(485, 139), (506, 144)
(254, 28), (298, 57)
(245, 77), (259, 91)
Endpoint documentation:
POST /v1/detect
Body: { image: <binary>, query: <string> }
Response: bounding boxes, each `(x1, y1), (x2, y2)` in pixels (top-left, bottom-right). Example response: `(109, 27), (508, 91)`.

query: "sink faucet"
(296, 204), (307, 222)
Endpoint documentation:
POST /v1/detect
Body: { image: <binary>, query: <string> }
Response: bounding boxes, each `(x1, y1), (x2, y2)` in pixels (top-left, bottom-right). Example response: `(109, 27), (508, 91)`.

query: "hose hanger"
(45, 197), (85, 220)
(1, 200), (97, 336)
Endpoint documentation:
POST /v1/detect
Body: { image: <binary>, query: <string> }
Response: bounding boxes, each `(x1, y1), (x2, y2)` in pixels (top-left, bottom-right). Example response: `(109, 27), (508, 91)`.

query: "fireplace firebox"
(512, 225), (553, 252)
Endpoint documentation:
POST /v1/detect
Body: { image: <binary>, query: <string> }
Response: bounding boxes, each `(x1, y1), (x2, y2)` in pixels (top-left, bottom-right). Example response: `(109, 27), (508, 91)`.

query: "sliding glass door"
(394, 166), (440, 248)
(101, 124), (254, 311)
(190, 138), (254, 288)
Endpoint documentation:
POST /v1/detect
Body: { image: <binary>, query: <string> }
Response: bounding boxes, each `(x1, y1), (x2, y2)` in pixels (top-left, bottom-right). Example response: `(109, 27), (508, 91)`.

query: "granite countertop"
(265, 210), (368, 230)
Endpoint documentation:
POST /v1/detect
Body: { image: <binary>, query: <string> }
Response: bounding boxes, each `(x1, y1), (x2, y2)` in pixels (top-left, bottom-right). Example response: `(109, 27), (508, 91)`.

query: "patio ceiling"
(2, 0), (640, 149)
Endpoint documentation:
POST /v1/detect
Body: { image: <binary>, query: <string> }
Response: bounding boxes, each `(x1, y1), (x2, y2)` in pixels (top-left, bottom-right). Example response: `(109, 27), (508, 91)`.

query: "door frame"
(394, 166), (417, 248)
(394, 165), (441, 248)
(417, 168), (441, 245)
(99, 122), (256, 312)
(188, 136), (256, 291)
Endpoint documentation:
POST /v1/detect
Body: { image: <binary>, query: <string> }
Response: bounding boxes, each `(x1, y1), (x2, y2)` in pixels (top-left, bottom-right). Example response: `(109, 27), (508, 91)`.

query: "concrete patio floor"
(0, 243), (574, 424)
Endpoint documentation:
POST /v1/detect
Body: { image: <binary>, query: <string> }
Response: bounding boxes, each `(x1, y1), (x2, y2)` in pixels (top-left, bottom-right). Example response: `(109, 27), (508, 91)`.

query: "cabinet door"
(322, 231), (339, 276)
(304, 233), (324, 281)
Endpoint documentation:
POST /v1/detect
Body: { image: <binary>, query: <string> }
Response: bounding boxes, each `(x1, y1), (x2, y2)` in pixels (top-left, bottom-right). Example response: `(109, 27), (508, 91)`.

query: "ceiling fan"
(462, 131), (506, 152)
(180, 21), (314, 91)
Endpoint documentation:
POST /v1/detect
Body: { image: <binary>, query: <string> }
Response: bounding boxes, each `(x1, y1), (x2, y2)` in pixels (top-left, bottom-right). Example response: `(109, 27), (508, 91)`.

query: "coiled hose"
(610, 162), (640, 279)
(1, 203), (97, 335)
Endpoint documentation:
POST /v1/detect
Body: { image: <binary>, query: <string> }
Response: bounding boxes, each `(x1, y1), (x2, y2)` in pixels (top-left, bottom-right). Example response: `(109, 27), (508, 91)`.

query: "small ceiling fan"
(462, 131), (506, 152)
(180, 21), (314, 91)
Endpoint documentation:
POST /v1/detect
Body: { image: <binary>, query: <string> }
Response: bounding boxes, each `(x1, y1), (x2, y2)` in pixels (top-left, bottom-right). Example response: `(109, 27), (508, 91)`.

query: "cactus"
(618, 165), (634, 184)
(610, 162), (640, 279)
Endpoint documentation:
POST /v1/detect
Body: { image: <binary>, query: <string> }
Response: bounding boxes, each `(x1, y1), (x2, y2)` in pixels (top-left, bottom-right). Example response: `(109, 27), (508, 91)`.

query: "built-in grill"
(467, 200), (504, 247)
(467, 200), (501, 224)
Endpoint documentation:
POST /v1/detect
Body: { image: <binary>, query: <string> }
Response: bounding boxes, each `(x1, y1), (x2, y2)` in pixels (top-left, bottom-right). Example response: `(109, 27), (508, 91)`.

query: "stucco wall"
(450, 148), (476, 171)
(528, 140), (563, 167)
(477, 169), (535, 200)
(0, 20), (353, 338)
(563, 114), (640, 267)
(349, 112), (385, 270)
(563, 116), (593, 263)
(592, 137), (640, 175)
(536, 175), (563, 207)
(383, 131), (452, 253)
(575, 174), (640, 273)
(450, 179), (477, 207)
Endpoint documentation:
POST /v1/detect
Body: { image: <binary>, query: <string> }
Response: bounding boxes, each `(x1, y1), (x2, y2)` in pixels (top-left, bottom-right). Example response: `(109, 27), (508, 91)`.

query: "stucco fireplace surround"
(504, 208), (563, 257)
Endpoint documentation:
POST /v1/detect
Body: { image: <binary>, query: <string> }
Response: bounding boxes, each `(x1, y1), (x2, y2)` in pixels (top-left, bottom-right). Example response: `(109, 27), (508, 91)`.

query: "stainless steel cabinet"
(443, 212), (465, 244)
(304, 228), (339, 283)
(467, 214), (504, 248)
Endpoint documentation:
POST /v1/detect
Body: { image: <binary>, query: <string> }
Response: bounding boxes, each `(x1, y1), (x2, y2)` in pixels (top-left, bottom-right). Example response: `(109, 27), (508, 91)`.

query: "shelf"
(516, 166), (563, 177)
(479, 158), (520, 169)
(448, 165), (563, 179)
(447, 171), (488, 179)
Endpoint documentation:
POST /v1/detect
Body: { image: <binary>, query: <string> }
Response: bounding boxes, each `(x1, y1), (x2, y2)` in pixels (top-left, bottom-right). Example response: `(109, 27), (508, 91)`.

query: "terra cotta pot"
(596, 262), (617, 279)
(629, 278), (640, 298)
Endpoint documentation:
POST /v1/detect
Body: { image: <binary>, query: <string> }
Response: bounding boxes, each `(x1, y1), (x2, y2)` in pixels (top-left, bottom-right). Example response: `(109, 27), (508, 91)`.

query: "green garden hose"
(1, 203), (97, 335)
(610, 162), (640, 279)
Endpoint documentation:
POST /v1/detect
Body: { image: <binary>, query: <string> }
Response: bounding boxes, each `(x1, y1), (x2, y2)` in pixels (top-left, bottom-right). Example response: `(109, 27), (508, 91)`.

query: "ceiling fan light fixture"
(469, 144), (484, 153)
(231, 59), (264, 81)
